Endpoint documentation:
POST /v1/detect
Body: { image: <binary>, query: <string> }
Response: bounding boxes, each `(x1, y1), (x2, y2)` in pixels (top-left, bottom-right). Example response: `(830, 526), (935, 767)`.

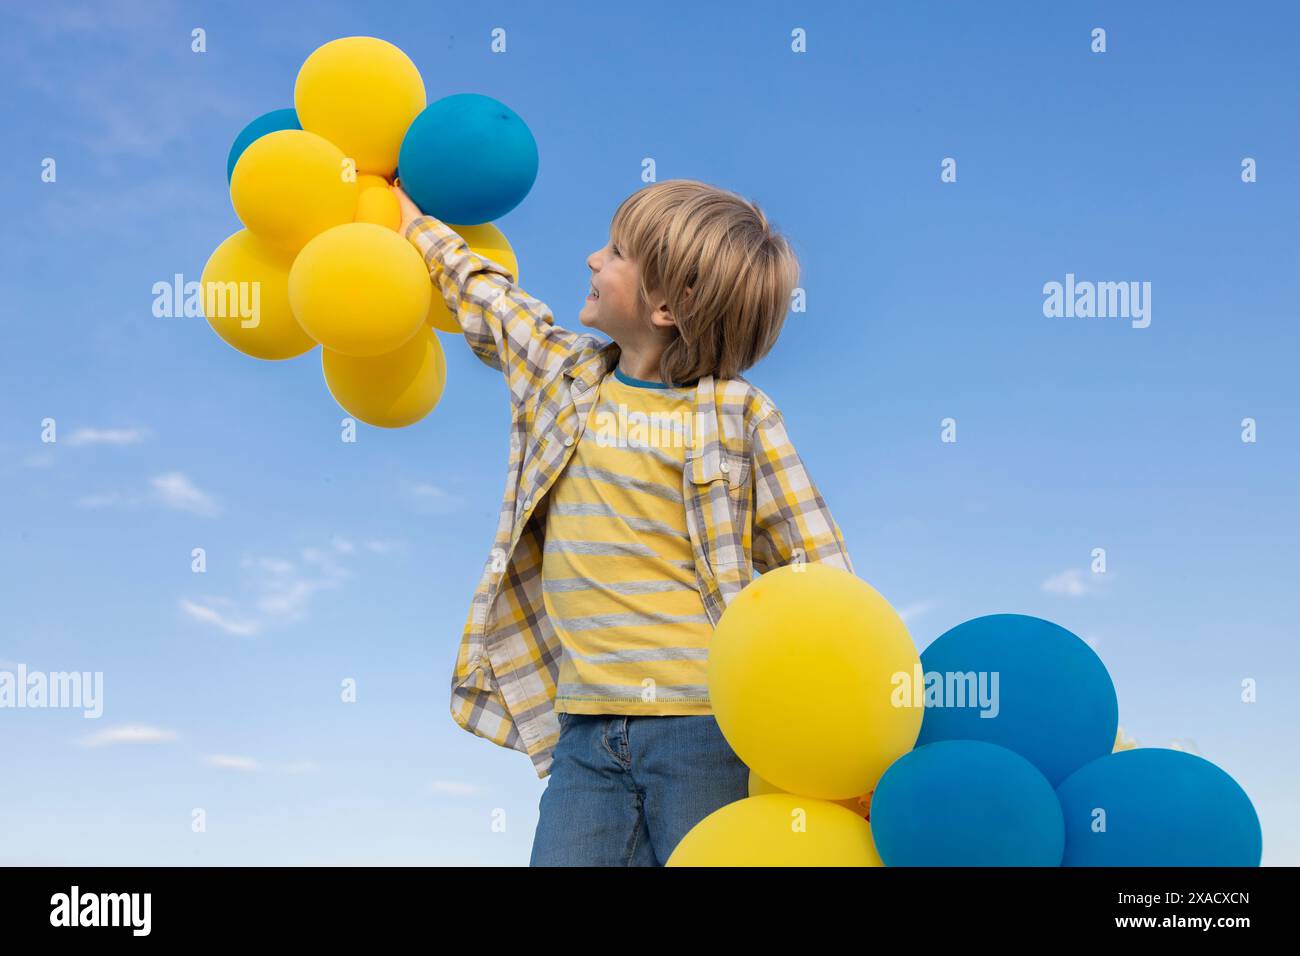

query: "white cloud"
(183, 537), (373, 636)
(151, 472), (218, 517)
(1042, 569), (1088, 596)
(246, 556), (294, 575)
(80, 724), (178, 747)
(75, 491), (129, 510)
(76, 471), (219, 516)
(179, 598), (259, 637)
(429, 780), (481, 797)
(897, 599), (940, 624)
(256, 578), (337, 621)
(204, 754), (259, 772)
(409, 482), (465, 515)
(1041, 568), (1112, 598)
(300, 547), (329, 565)
(411, 483), (450, 500)
(0, 443), (46, 478)
(65, 427), (149, 447)
(3, 2), (249, 162)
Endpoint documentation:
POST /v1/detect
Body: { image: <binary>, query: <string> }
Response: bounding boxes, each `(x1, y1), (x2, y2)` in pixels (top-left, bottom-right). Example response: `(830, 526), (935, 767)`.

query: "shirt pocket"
(686, 449), (752, 570)
(686, 448), (750, 492)
(722, 451), (750, 500)
(516, 394), (576, 515)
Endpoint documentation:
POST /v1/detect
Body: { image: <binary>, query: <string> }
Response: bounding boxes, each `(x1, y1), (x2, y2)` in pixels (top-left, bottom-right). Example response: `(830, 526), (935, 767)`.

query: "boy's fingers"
(391, 183), (421, 217)
(390, 185), (416, 226)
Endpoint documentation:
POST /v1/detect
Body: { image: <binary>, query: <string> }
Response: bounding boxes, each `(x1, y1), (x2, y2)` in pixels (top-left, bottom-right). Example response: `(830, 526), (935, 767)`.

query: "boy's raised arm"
(399, 202), (587, 407)
(750, 406), (854, 575)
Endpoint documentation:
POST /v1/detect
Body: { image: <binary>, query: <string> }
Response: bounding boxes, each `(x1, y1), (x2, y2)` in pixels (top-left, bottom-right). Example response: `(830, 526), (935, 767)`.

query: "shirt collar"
(564, 343), (717, 449)
(564, 342), (619, 393)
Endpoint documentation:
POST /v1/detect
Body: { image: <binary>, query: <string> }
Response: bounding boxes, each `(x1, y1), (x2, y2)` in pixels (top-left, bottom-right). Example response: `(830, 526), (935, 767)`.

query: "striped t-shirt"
(541, 368), (713, 715)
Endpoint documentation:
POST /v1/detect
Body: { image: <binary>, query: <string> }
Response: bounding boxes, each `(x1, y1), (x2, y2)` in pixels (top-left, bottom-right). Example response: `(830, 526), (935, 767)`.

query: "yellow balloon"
(357, 173), (390, 190)
(427, 222), (520, 334)
(294, 36), (425, 176)
(709, 564), (922, 800)
(200, 229), (317, 361)
(288, 222), (432, 357)
(667, 794), (883, 867)
(322, 327), (446, 428)
(748, 768), (872, 820)
(354, 186), (401, 231)
(230, 129), (357, 253)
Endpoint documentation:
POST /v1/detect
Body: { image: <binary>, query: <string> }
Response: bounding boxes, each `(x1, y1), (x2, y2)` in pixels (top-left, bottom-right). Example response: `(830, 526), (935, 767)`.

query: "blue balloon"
(916, 614), (1117, 786)
(226, 108), (301, 183)
(398, 93), (538, 224)
(1057, 748), (1261, 866)
(871, 740), (1064, 866)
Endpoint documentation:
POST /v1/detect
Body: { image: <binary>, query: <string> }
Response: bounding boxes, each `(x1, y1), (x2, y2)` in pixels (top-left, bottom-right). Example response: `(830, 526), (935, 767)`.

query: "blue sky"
(1, 0), (1296, 865)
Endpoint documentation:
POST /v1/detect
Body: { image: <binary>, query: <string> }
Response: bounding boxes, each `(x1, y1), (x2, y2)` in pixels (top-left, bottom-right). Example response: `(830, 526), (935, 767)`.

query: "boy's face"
(580, 236), (676, 343)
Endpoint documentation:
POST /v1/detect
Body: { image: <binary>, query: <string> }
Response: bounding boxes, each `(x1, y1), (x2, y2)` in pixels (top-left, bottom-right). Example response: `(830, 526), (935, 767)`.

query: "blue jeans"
(529, 713), (750, 866)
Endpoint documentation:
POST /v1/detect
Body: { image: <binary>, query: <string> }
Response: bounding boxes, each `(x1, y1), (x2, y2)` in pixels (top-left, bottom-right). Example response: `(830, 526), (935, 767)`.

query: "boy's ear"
(648, 285), (691, 330)
(648, 302), (677, 330)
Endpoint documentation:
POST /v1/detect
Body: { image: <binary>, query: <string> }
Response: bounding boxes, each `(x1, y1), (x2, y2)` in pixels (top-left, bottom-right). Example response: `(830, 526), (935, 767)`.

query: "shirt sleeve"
(405, 215), (589, 406)
(749, 406), (854, 575)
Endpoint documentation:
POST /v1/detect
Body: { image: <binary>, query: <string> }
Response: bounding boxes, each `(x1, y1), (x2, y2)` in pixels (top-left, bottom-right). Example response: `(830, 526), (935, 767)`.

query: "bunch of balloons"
(669, 570), (1263, 867)
(201, 36), (538, 428)
(668, 565), (920, 866)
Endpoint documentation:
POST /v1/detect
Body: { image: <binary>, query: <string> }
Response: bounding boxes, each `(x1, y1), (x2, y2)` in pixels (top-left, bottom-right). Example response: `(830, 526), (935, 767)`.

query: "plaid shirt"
(407, 215), (853, 778)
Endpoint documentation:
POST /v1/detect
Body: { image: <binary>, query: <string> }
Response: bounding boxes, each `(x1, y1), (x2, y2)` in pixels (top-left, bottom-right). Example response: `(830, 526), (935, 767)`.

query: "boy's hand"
(391, 183), (426, 235)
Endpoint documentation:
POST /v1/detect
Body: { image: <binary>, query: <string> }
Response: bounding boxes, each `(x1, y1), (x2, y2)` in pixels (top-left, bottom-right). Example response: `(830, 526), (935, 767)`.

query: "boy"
(393, 179), (852, 866)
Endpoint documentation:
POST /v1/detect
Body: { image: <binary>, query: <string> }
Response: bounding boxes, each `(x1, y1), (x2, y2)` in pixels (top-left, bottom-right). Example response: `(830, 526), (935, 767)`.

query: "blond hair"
(610, 179), (799, 384)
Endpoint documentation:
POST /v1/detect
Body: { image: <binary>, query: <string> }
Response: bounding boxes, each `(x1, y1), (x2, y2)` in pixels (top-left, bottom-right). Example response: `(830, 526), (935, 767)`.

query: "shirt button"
(564, 435), (574, 447)
(523, 497), (533, 510)
(719, 459), (730, 473)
